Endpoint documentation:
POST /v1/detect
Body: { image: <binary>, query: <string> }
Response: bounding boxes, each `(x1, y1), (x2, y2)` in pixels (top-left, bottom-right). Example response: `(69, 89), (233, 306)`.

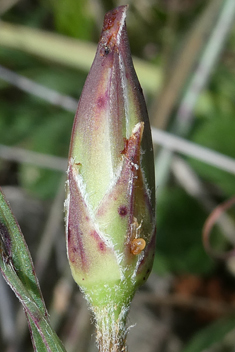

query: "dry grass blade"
(154, 0), (235, 188)
(0, 65), (78, 112)
(150, 0), (223, 130)
(202, 197), (235, 259)
(0, 22), (160, 93)
(176, 0), (235, 135)
(0, 144), (67, 171)
(1, 129), (235, 178)
(152, 128), (235, 176)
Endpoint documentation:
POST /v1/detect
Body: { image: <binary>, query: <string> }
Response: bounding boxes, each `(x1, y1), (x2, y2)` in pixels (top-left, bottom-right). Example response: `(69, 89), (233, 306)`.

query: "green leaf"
(0, 188), (46, 312)
(28, 321), (49, 352)
(0, 188), (66, 351)
(0, 260), (66, 352)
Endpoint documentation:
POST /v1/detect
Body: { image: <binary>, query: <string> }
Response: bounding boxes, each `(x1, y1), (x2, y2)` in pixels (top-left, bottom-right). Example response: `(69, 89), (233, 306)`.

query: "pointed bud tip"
(100, 5), (128, 53)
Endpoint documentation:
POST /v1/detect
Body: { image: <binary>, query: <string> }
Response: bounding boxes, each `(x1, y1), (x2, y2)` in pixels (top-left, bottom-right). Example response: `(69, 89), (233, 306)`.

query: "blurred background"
(1, 0), (235, 351)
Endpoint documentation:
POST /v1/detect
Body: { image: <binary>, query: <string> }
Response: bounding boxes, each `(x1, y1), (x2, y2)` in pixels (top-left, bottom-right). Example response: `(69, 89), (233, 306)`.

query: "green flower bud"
(65, 5), (156, 351)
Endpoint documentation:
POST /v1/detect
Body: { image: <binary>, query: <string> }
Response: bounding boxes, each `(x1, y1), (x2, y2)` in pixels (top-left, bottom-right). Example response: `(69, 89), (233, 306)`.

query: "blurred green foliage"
(156, 187), (214, 275)
(49, 0), (93, 39)
(0, 0), (235, 350)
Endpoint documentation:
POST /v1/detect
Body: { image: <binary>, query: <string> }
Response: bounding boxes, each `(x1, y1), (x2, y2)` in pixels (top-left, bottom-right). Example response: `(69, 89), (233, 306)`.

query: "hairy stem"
(94, 304), (129, 352)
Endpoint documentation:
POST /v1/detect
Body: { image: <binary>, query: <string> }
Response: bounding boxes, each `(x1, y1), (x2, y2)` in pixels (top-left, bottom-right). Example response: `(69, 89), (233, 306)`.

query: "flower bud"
(65, 5), (156, 351)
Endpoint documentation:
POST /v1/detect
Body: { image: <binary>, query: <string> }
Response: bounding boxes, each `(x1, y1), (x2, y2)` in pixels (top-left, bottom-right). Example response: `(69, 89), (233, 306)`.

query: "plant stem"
(94, 304), (129, 352)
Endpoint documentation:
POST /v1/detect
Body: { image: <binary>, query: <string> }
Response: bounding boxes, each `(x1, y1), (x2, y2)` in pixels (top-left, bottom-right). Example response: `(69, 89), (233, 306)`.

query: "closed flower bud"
(65, 5), (156, 352)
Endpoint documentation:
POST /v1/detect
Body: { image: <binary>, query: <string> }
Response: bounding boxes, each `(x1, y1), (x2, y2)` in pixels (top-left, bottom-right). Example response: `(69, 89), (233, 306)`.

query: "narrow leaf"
(0, 188), (66, 352)
(0, 188), (47, 312)
(0, 257), (66, 352)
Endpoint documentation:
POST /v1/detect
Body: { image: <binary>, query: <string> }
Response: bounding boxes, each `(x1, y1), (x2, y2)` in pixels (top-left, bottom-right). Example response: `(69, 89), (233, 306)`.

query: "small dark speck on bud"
(118, 205), (128, 217)
(104, 46), (110, 55)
